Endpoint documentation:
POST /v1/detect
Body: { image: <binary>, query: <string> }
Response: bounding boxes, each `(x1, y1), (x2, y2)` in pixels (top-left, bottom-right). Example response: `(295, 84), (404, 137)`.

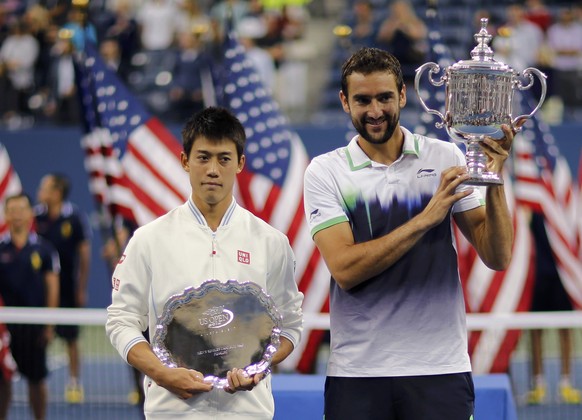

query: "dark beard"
(352, 111), (399, 145)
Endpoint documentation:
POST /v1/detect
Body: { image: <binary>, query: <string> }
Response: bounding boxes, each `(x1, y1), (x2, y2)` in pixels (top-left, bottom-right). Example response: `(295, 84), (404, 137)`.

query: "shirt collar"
(2, 232), (38, 245)
(35, 201), (74, 217)
(187, 197), (237, 228)
(344, 127), (420, 171)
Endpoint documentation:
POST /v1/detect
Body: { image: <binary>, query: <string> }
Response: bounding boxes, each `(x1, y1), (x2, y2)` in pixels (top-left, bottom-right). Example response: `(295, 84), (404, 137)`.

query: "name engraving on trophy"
(199, 306), (234, 329)
(196, 343), (244, 357)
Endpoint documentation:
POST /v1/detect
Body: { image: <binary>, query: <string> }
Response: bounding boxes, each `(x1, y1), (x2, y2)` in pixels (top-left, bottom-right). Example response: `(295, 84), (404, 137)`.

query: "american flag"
(514, 91), (582, 308)
(75, 43), (189, 227)
(415, 7), (534, 374)
(0, 143), (22, 234)
(211, 33), (331, 372)
(0, 144), (23, 382)
(76, 38), (329, 372)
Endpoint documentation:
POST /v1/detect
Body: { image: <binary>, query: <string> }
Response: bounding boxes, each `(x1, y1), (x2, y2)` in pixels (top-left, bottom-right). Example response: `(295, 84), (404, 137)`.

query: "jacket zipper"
(211, 232), (217, 279)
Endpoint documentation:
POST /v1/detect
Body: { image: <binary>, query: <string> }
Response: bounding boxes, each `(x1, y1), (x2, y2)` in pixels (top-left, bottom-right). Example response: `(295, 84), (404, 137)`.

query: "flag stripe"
(214, 32), (331, 372)
(514, 93), (582, 310)
(0, 144), (22, 234)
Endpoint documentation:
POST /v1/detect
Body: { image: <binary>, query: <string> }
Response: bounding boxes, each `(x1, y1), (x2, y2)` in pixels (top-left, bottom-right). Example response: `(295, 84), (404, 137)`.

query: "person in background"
(99, 37), (131, 83)
(103, 0), (140, 74)
(376, 0), (427, 85)
(61, 5), (97, 52)
(0, 193), (60, 420)
(22, 5), (53, 104)
(44, 30), (79, 125)
(524, 0), (553, 33)
(545, 7), (582, 121)
(237, 16), (276, 93)
(210, 0), (249, 40)
(526, 209), (581, 405)
(106, 106), (303, 419)
(41, 0), (72, 27)
(303, 47), (515, 420)
(0, 17), (39, 129)
(101, 215), (145, 411)
(342, 0), (377, 52)
(168, 29), (206, 122)
(493, 4), (544, 71)
(34, 173), (92, 404)
(136, 0), (181, 51)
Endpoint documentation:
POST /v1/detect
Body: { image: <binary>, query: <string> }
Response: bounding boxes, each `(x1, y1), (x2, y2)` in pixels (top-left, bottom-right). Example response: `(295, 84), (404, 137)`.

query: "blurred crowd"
(325, 0), (582, 123)
(485, 0), (582, 123)
(0, 0), (313, 130)
(1, 0), (582, 131)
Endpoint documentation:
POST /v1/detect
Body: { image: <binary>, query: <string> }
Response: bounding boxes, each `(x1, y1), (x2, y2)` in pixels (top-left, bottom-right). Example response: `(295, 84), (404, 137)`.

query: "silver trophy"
(152, 280), (282, 389)
(414, 18), (547, 185)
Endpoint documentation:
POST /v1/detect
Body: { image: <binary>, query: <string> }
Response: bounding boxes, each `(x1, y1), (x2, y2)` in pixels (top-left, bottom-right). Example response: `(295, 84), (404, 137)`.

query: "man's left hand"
(224, 368), (264, 394)
(481, 123), (521, 175)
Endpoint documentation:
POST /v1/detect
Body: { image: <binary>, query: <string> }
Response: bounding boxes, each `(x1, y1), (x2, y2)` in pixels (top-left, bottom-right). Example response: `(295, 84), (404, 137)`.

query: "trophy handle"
(512, 67), (547, 129)
(414, 62), (447, 128)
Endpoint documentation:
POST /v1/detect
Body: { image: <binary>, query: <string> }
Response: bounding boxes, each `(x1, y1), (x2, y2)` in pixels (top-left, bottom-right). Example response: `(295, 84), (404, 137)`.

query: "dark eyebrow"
(353, 91), (394, 101)
(195, 149), (234, 156)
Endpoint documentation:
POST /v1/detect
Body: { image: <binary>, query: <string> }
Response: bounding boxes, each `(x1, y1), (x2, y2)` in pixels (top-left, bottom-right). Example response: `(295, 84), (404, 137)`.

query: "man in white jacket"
(106, 106), (304, 419)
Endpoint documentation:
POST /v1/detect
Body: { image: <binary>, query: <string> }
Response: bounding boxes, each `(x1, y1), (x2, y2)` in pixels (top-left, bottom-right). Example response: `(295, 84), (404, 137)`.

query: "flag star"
(252, 158), (264, 169)
(265, 153), (276, 164)
(237, 77), (249, 87)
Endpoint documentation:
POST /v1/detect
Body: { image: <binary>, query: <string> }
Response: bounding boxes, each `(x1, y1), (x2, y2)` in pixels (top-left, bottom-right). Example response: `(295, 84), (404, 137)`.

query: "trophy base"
(465, 172), (504, 186)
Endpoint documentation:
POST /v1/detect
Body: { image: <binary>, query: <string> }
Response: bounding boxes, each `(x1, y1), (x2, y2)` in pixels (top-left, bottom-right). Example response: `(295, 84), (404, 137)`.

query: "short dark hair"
(181, 107), (246, 160)
(5, 192), (32, 208)
(341, 47), (404, 97)
(47, 173), (71, 199)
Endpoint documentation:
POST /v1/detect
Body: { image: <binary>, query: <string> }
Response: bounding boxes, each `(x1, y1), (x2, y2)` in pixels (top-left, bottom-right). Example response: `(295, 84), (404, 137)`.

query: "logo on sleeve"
(112, 277), (120, 291)
(237, 250), (250, 264)
(309, 209), (321, 222)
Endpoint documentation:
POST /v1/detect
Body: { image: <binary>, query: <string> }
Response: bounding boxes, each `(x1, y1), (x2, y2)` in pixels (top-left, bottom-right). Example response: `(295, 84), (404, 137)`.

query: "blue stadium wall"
(1, 122), (581, 308)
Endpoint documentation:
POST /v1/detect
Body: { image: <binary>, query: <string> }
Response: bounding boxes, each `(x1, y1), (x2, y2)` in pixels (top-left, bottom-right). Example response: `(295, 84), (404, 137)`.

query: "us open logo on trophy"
(152, 280), (282, 389)
(199, 306), (234, 329)
(414, 18), (547, 185)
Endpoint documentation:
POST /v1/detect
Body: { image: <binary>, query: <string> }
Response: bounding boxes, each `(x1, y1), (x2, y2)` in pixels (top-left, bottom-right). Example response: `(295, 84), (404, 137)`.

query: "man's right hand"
(419, 166), (472, 228)
(156, 367), (214, 399)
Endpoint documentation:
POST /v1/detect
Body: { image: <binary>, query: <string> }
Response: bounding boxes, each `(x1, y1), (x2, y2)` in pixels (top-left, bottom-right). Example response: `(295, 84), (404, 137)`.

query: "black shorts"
(56, 324), (80, 341)
(530, 274), (573, 312)
(57, 283), (80, 340)
(324, 373), (475, 420)
(8, 324), (48, 382)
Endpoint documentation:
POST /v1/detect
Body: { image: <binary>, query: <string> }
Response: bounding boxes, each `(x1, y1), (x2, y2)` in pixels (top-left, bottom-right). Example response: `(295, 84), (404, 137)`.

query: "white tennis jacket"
(106, 199), (304, 419)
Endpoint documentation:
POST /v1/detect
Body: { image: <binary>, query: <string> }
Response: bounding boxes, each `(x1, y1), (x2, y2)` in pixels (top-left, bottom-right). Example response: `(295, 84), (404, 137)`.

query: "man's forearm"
(479, 186), (514, 270)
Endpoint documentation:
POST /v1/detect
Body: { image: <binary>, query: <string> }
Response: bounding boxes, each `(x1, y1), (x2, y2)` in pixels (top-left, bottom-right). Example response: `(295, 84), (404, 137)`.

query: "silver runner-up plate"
(152, 280), (282, 388)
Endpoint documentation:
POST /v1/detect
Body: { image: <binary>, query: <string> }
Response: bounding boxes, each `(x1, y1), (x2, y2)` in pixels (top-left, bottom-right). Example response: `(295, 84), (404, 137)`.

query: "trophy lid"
(450, 18), (513, 74)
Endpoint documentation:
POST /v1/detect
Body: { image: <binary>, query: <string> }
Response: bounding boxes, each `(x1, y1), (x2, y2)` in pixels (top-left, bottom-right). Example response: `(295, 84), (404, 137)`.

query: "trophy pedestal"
(464, 137), (503, 186)
(466, 173), (503, 186)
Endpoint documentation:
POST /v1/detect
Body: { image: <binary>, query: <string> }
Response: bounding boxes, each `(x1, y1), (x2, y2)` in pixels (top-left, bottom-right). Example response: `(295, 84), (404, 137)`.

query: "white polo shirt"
(304, 127), (483, 377)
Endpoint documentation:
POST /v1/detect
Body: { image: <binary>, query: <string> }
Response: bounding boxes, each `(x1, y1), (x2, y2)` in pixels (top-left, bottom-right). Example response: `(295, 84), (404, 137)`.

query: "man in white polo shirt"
(303, 47), (516, 419)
